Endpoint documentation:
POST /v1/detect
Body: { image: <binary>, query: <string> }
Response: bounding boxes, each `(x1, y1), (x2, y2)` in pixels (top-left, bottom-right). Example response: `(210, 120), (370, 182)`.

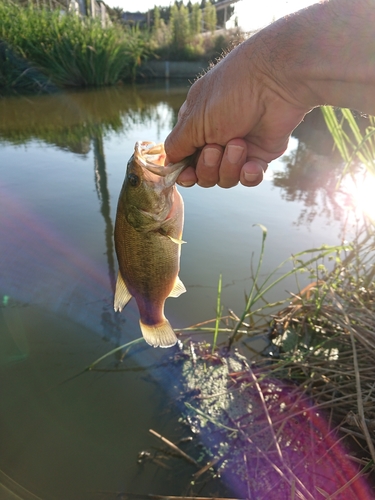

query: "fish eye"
(127, 173), (140, 187)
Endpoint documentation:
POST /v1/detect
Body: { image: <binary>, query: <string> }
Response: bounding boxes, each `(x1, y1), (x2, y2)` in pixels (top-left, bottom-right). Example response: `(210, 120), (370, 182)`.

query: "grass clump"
(322, 106), (375, 178)
(0, 1), (149, 88)
(0, 39), (54, 95)
(0, 1), (245, 91)
(165, 224), (374, 498)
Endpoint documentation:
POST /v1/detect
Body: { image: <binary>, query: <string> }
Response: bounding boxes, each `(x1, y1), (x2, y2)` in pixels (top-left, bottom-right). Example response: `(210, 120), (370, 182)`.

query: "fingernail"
(178, 181), (195, 187)
(203, 148), (221, 167)
(244, 172), (260, 182)
(227, 145), (244, 164)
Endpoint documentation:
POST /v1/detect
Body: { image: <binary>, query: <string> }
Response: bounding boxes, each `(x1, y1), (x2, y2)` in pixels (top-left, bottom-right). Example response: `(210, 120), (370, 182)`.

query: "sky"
(104, 0), (318, 31)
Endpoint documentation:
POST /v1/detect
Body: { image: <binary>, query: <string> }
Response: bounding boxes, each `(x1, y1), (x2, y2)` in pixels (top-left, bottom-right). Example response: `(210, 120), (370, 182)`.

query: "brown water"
(0, 83), (366, 499)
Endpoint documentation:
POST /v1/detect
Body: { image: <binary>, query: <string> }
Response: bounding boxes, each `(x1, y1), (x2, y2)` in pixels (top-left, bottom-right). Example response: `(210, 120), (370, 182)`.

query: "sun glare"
(346, 171), (375, 221)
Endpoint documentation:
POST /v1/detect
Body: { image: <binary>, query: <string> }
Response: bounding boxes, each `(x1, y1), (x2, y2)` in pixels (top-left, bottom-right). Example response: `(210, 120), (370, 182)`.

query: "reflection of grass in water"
(0, 87), (177, 151)
(0, 120), (120, 154)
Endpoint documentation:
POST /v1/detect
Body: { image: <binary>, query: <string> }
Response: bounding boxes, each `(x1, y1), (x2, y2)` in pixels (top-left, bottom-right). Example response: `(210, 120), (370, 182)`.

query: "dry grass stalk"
(149, 429), (200, 468)
(269, 271), (375, 485)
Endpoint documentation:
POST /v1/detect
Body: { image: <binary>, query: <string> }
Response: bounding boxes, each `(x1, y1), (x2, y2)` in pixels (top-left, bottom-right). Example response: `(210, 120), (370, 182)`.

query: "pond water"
(0, 83), (369, 499)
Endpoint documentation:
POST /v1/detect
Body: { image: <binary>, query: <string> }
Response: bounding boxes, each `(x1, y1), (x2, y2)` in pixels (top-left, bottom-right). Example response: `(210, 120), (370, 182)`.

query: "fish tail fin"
(139, 319), (178, 348)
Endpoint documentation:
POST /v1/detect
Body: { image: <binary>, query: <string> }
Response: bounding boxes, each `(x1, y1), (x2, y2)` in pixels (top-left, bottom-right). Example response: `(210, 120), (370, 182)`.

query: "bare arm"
(165, 0), (375, 188)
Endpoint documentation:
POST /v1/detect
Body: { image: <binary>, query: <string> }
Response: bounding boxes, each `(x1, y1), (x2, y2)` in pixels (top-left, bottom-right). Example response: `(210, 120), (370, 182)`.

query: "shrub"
(0, 39), (54, 95)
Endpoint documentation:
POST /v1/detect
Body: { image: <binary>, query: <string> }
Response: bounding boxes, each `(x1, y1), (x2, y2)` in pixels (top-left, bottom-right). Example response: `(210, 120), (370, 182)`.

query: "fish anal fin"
(168, 275), (186, 298)
(139, 319), (177, 348)
(114, 272), (132, 312)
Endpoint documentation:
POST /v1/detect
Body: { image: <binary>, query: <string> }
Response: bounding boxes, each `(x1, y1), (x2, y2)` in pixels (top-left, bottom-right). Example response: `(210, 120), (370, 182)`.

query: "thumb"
(165, 103), (199, 164)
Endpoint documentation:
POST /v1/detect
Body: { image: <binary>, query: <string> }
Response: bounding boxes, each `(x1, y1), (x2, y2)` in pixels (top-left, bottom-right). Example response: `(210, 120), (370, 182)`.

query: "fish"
(114, 141), (191, 348)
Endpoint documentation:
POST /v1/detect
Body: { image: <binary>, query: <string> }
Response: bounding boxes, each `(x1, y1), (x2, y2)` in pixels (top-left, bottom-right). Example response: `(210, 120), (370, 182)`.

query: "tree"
(108, 6), (124, 24)
(170, 2), (191, 50)
(203, 0), (216, 33)
(151, 5), (171, 48)
(190, 2), (202, 36)
(153, 5), (161, 31)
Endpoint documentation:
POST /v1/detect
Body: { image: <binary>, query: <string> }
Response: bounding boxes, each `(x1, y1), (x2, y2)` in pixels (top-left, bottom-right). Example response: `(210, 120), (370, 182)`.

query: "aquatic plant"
(322, 106), (375, 178)
(0, 1), (150, 87)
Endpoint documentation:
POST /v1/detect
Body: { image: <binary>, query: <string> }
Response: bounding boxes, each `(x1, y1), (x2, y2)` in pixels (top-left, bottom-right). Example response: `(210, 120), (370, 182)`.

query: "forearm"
(252, 0), (375, 114)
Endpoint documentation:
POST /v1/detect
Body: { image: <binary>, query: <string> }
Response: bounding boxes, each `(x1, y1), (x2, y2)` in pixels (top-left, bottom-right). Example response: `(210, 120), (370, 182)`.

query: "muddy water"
(0, 83), (361, 499)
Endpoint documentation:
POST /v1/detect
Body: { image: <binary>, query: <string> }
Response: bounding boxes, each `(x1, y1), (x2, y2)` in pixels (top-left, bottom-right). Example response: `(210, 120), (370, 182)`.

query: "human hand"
(165, 28), (314, 188)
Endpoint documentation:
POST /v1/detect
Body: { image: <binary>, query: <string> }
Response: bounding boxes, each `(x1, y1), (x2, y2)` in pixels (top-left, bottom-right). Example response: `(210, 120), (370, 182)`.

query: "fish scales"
(115, 204), (182, 318)
(114, 141), (191, 348)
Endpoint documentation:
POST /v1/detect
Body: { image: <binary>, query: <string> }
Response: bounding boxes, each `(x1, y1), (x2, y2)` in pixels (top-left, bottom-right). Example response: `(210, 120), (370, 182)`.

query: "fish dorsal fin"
(168, 276), (186, 298)
(114, 272), (132, 312)
(139, 318), (177, 348)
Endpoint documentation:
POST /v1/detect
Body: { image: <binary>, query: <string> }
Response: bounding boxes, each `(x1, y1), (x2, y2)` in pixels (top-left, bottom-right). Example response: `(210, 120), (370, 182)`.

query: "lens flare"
(354, 175), (375, 219)
(342, 171), (375, 221)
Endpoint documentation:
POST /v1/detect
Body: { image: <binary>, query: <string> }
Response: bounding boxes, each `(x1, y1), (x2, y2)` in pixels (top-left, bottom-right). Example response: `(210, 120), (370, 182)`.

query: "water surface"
(0, 83), (364, 499)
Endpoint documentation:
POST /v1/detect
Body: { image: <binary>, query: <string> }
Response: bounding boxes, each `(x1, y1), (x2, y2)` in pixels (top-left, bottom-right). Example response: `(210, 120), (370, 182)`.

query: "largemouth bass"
(114, 141), (190, 348)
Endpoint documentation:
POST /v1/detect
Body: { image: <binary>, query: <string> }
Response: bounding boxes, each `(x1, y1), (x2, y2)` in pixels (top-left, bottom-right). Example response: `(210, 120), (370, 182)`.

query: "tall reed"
(0, 39), (53, 94)
(0, 1), (149, 87)
(321, 106), (375, 178)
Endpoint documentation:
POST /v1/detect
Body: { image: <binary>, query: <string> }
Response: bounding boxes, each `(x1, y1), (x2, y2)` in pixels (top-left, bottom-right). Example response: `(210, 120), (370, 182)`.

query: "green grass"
(0, 39), (54, 94)
(321, 106), (375, 178)
(0, 1), (150, 88)
(226, 225), (350, 347)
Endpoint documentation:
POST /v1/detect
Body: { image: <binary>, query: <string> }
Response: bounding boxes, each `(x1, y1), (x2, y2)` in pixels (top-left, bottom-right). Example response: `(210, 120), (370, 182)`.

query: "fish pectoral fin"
(114, 272), (132, 312)
(167, 235), (186, 245)
(139, 319), (178, 348)
(168, 276), (186, 298)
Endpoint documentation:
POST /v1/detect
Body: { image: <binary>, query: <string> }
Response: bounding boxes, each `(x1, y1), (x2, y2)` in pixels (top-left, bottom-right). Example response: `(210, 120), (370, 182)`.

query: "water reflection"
(92, 129), (126, 347)
(92, 131), (116, 290)
(0, 83), (373, 499)
(0, 84), (183, 150)
(1, 84), (371, 328)
(1, 84), (366, 232)
(274, 140), (345, 226)
(0, 84), (187, 346)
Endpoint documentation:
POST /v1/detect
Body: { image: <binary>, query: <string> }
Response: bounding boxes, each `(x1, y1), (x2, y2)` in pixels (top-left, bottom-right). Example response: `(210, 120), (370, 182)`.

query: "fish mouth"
(135, 141), (193, 187)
